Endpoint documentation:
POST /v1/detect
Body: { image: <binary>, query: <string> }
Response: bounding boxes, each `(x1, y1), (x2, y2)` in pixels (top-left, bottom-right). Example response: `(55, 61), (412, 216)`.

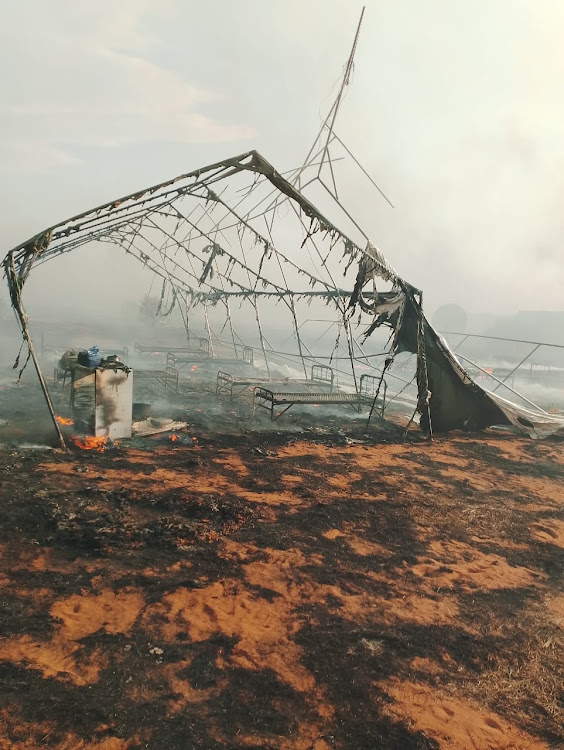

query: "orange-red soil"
(0, 431), (563, 749)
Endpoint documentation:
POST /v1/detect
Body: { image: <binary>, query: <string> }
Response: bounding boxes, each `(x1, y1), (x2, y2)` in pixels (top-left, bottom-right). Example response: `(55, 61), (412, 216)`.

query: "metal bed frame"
(133, 366), (179, 392)
(134, 342), (205, 356)
(168, 345), (254, 369)
(216, 364), (334, 401)
(252, 373), (386, 420)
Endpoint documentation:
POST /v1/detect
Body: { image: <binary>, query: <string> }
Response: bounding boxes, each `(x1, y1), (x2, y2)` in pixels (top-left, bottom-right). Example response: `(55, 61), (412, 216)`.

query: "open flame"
(191, 365), (198, 372)
(55, 416), (74, 426)
(169, 434), (179, 442)
(69, 435), (116, 452)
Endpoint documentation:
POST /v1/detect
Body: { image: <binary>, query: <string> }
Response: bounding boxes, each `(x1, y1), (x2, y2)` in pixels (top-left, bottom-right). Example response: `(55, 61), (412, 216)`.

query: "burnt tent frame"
(5, 147), (562, 447)
(2, 151), (418, 447)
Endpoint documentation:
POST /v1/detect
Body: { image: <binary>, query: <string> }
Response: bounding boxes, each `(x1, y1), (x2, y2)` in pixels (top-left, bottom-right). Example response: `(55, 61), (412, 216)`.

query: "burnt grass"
(0, 426), (563, 749)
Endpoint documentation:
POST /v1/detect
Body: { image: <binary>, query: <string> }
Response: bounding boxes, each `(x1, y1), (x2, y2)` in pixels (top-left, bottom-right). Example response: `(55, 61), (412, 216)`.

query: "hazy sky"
(1, 0), (564, 321)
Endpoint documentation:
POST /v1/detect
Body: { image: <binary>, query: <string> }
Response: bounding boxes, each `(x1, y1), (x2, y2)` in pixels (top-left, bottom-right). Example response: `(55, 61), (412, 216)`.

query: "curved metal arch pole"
(491, 344), (541, 393)
(456, 353), (548, 415)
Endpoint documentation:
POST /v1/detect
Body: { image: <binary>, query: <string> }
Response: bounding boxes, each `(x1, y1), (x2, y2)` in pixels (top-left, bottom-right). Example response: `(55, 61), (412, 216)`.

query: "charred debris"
(4, 147), (563, 450)
(2, 9), (563, 448)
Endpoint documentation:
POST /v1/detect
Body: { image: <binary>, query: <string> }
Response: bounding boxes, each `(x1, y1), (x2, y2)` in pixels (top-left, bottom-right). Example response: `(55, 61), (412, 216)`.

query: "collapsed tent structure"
(4, 145), (564, 448)
(3, 9), (563, 447)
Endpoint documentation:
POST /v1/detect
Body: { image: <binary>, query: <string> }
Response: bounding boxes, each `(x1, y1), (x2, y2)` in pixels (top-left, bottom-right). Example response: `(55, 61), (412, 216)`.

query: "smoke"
(2, 0), (564, 359)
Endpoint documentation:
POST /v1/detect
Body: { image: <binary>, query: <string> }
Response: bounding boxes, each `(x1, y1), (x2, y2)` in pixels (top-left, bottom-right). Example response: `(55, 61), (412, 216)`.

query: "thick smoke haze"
(1, 0), (564, 327)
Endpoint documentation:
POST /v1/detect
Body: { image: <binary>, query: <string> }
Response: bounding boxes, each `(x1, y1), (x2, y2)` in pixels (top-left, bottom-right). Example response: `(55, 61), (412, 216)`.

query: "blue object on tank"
(87, 346), (102, 368)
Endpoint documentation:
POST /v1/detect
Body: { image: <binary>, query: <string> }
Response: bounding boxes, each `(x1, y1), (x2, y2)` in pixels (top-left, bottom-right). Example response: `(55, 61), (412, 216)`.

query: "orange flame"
(191, 365), (198, 372)
(70, 435), (115, 452)
(169, 434), (179, 442)
(55, 415), (74, 426)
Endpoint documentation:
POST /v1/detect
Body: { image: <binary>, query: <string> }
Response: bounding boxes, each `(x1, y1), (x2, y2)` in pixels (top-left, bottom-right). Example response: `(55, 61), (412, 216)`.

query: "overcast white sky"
(1, 0), (564, 321)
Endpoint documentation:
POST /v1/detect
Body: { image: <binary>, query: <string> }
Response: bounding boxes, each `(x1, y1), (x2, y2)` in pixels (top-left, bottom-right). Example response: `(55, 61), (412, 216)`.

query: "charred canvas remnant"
(3, 149), (564, 446)
(349, 247), (564, 437)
